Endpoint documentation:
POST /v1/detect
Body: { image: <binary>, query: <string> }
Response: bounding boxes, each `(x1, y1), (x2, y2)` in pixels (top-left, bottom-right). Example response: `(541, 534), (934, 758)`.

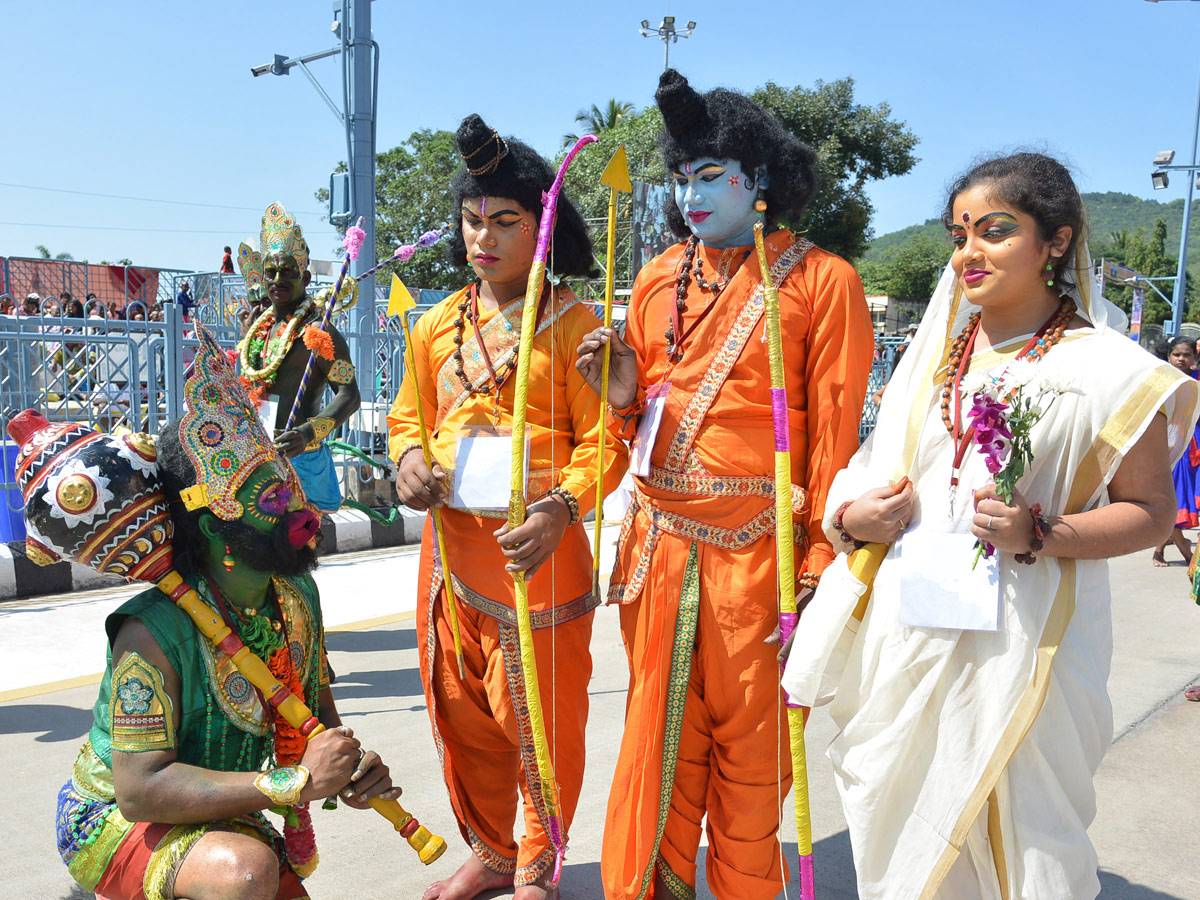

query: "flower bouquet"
(963, 360), (1078, 566)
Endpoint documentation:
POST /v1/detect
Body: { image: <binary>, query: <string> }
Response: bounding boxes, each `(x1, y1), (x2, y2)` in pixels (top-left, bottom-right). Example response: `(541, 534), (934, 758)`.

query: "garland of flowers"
(225, 589), (319, 877)
(239, 298), (315, 386)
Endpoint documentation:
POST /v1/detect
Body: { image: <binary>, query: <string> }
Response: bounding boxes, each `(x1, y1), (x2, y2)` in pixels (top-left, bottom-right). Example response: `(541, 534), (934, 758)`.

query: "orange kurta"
(387, 283), (628, 885)
(602, 231), (873, 900)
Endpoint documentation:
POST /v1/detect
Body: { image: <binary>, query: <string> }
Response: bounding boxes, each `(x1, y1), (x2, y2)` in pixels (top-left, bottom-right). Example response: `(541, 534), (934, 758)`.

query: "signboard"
(1130, 286), (1144, 341)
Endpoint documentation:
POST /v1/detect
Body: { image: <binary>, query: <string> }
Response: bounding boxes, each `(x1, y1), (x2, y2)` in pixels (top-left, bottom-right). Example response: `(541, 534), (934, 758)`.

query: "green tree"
(872, 232), (946, 299)
(562, 100), (634, 148)
(752, 79), (918, 261)
(1092, 217), (1188, 326)
(317, 129), (469, 291)
(35, 244), (74, 260)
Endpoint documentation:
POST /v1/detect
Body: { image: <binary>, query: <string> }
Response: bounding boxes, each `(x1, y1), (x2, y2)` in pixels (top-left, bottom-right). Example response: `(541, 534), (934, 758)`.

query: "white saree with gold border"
(782, 262), (1200, 900)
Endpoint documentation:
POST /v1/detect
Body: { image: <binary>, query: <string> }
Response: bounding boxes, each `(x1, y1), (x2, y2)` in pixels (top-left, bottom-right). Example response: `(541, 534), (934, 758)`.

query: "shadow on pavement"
(1100, 871), (1193, 899)
(0, 703), (92, 742)
(330, 666), (424, 701)
(58, 886), (93, 899)
(326, 628), (417, 653)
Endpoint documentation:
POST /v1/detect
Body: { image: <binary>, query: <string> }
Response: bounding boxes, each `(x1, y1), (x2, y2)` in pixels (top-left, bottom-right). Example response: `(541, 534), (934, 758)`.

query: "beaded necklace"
(451, 280), (551, 397)
(941, 297), (1076, 495)
(666, 235), (752, 361)
(240, 299), (316, 385)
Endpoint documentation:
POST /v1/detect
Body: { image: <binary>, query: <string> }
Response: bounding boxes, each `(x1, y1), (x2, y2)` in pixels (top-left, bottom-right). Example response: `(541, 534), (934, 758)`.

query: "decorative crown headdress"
(179, 324), (306, 519)
(237, 202), (311, 292)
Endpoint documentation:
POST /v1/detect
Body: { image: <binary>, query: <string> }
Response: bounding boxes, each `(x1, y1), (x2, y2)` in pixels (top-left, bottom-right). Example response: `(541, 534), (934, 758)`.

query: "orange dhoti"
(416, 513), (595, 886)
(607, 535), (793, 900)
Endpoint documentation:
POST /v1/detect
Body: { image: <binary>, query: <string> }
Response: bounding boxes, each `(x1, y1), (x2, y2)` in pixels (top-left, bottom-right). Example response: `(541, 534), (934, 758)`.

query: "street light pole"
(638, 16), (696, 71)
(1170, 66), (1200, 335)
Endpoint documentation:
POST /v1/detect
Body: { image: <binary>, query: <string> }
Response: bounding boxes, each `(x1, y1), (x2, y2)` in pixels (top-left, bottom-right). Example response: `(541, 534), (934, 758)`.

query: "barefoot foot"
(422, 854), (514, 900)
(1185, 685), (1200, 702)
(514, 884), (559, 900)
(1152, 550), (1168, 568)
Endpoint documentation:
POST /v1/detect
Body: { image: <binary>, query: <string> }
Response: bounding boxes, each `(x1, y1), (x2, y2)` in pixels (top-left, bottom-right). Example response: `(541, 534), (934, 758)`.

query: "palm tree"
(562, 99), (634, 148)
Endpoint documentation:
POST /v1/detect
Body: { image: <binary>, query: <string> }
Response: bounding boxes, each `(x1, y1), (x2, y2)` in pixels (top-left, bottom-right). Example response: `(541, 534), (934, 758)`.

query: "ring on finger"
(986, 515), (994, 529)
(357, 747), (365, 762)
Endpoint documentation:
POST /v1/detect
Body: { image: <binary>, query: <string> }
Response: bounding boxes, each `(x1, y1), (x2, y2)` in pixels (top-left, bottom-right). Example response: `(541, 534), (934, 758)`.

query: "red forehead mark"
(961, 211), (971, 224)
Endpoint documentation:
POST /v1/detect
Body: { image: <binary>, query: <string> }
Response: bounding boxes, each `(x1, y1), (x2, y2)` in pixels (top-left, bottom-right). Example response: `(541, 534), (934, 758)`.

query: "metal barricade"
(860, 336), (907, 442)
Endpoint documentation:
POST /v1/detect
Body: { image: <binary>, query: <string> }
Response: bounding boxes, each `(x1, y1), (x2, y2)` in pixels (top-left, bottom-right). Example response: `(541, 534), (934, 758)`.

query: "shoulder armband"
(110, 652), (177, 752)
(326, 358), (356, 385)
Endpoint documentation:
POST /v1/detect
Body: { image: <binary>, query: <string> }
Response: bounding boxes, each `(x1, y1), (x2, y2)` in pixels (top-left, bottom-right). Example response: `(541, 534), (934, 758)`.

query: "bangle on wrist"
(797, 571), (820, 591)
(303, 416), (336, 451)
(835, 501), (867, 551)
(546, 486), (580, 526)
(254, 764), (311, 806)
(1015, 503), (1049, 565)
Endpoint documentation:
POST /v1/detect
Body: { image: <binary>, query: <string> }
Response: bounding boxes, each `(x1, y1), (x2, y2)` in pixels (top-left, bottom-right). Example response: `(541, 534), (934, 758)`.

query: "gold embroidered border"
(467, 823), (518, 875)
(664, 239), (812, 471)
(450, 573), (599, 629)
(110, 653), (176, 753)
(66, 804), (134, 891)
(498, 624), (556, 854)
(633, 542), (700, 900)
(435, 288), (580, 429)
(514, 847), (556, 887)
(657, 854), (697, 900)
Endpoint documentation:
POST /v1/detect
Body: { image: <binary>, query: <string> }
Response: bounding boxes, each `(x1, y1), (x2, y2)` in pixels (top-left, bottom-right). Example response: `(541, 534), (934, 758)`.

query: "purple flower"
(417, 229), (442, 247)
(967, 392), (1012, 476)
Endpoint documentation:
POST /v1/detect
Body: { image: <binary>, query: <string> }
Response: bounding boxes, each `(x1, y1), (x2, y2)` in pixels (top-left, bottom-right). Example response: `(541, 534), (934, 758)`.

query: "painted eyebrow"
(977, 212), (1019, 224)
(695, 163), (725, 174)
(461, 205), (524, 219)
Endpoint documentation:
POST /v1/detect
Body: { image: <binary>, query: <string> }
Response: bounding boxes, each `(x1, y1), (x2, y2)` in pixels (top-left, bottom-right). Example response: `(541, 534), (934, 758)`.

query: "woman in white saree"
(782, 153), (1200, 900)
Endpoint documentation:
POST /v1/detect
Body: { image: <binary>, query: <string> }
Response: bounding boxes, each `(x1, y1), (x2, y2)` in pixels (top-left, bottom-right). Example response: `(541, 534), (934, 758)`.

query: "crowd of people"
(27, 68), (1200, 900)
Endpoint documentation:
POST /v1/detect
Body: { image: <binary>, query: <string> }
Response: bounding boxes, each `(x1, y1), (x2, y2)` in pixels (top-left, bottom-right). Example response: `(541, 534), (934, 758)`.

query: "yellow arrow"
(593, 144), (633, 597)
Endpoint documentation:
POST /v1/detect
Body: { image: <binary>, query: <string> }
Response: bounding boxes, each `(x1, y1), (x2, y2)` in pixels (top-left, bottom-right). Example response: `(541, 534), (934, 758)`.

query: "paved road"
(2, 535), (1197, 899)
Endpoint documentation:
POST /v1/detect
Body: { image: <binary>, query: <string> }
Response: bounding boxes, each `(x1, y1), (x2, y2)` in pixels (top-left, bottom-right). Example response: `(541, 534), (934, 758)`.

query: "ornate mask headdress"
(237, 202), (311, 294)
(179, 324), (308, 519)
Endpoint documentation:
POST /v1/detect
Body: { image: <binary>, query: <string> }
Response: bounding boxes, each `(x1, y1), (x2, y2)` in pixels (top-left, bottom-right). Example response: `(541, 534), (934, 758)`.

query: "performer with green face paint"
(237, 203), (361, 512)
(576, 70), (875, 899)
(49, 328), (397, 900)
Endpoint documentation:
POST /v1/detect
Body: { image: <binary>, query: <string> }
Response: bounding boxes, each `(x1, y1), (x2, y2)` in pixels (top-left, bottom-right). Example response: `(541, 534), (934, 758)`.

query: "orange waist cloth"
(431, 510), (598, 622)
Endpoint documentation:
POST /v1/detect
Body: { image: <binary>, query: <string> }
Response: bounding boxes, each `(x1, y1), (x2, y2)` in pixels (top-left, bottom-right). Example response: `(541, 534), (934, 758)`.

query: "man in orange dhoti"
(388, 115), (627, 900)
(577, 70), (874, 899)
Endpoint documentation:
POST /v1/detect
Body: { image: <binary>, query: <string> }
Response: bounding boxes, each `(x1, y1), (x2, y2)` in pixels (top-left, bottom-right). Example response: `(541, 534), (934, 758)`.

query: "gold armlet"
(326, 358), (356, 385)
(304, 416), (337, 451)
(254, 764), (311, 806)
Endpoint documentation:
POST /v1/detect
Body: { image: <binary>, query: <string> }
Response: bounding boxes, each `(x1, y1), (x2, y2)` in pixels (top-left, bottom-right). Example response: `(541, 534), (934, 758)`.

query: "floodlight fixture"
(641, 19), (650, 27)
(663, 15), (675, 25)
(1152, 170), (1170, 190)
(687, 21), (697, 29)
(1154, 150), (1176, 166)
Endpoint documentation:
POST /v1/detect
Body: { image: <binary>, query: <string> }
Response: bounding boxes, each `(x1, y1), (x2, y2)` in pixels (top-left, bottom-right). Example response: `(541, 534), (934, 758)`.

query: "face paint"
(263, 251), (306, 308)
(961, 211), (970, 224)
(236, 464), (289, 532)
(672, 157), (760, 248)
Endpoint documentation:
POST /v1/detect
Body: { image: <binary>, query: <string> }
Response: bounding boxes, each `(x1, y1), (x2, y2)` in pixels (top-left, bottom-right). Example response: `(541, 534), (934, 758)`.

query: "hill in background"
(863, 192), (1200, 276)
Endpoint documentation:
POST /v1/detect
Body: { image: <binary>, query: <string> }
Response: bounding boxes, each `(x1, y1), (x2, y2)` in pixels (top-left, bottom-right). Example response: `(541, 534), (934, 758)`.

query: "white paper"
(452, 430), (528, 510)
(897, 529), (1001, 631)
(258, 399), (278, 434)
(631, 383), (670, 478)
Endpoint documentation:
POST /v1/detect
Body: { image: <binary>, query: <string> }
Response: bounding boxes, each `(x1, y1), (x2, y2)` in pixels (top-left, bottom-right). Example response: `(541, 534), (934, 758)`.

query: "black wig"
(655, 69), (819, 239)
(446, 114), (598, 278)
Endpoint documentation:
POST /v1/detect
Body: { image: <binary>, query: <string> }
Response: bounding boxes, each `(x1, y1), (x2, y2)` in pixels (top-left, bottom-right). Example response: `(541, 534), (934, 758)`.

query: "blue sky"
(2, 0), (1198, 274)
